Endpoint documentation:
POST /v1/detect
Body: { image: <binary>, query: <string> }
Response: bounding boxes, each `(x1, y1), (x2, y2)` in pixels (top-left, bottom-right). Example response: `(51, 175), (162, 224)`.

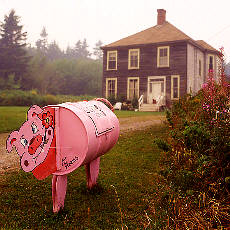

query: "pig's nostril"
(48, 130), (51, 135)
(24, 160), (29, 167)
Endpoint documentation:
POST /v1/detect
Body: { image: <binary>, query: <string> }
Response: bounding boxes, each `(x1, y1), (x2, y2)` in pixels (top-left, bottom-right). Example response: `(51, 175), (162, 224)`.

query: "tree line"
(0, 9), (103, 96)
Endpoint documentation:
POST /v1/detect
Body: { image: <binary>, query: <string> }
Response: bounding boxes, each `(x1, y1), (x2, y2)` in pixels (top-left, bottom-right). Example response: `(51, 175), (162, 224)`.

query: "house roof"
(195, 40), (218, 52)
(102, 21), (218, 53)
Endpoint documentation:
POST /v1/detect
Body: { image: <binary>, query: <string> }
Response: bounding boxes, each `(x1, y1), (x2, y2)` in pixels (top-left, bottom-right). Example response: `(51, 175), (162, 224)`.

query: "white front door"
(148, 82), (162, 103)
(147, 76), (166, 104)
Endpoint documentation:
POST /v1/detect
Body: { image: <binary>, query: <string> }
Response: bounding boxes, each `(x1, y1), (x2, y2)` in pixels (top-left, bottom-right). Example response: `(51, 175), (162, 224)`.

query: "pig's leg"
(52, 174), (68, 213)
(85, 157), (100, 189)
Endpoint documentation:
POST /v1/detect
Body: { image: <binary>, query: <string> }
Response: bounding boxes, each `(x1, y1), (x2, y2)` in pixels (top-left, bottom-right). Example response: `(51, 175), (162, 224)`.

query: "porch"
(138, 76), (167, 112)
(138, 94), (166, 112)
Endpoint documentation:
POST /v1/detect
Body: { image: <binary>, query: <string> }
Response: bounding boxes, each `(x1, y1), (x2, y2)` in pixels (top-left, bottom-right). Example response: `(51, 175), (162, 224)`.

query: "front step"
(139, 103), (160, 112)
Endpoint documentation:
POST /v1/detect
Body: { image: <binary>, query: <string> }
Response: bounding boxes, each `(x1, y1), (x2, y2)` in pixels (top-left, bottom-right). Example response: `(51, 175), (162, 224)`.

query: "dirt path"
(119, 115), (165, 133)
(0, 115), (166, 174)
(0, 133), (20, 174)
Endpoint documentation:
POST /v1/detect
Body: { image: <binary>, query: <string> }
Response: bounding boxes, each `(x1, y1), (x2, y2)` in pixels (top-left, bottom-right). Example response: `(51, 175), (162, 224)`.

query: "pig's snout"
(28, 135), (42, 155)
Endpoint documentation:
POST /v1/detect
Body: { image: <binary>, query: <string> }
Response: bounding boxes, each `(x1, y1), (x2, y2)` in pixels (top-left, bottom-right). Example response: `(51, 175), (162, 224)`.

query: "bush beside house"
(155, 50), (230, 229)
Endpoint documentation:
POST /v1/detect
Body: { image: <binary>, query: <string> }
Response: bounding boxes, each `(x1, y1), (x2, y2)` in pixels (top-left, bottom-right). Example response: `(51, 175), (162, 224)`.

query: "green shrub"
(41, 94), (58, 106)
(117, 94), (126, 103)
(165, 89), (230, 189)
(55, 94), (95, 103)
(0, 90), (97, 106)
(131, 96), (138, 109)
(108, 95), (116, 105)
(121, 103), (128, 110)
(173, 169), (195, 191)
(159, 50), (230, 228)
(154, 138), (171, 152)
(182, 121), (210, 154)
(0, 90), (42, 106)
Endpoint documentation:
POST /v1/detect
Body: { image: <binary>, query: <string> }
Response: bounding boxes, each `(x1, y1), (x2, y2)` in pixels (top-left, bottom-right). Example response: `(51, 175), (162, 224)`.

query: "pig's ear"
(6, 131), (19, 153)
(27, 105), (43, 120)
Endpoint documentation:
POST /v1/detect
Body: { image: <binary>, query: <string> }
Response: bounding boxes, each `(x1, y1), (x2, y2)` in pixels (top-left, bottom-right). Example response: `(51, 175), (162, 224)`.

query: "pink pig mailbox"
(6, 98), (119, 212)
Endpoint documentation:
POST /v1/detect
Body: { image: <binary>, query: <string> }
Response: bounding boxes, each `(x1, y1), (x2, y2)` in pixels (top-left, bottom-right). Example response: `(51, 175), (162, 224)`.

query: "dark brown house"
(101, 9), (219, 111)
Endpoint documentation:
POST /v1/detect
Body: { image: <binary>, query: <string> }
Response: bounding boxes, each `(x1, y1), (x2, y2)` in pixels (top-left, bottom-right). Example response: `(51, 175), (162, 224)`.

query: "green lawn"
(0, 106), (28, 133)
(0, 106), (165, 133)
(114, 110), (165, 118)
(0, 125), (168, 229)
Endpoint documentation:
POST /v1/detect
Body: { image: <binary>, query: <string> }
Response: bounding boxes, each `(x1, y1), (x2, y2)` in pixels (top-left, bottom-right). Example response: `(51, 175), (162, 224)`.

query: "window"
(128, 49), (140, 69)
(107, 51), (117, 70)
(127, 77), (139, 100)
(171, 75), (180, 99)
(157, 46), (170, 67)
(208, 55), (214, 71)
(106, 78), (117, 98)
(199, 60), (202, 76)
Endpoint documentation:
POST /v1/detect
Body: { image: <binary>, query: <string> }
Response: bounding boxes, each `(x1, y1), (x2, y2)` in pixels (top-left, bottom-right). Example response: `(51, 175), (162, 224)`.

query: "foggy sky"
(1, 0), (230, 61)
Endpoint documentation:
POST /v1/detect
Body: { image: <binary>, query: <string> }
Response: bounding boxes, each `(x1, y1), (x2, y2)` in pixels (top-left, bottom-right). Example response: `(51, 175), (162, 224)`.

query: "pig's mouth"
(32, 137), (50, 164)
(32, 146), (44, 164)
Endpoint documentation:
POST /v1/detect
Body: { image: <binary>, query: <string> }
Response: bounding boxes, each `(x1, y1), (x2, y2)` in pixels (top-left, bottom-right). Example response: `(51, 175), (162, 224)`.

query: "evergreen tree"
(93, 40), (103, 61)
(65, 45), (75, 59)
(0, 9), (30, 87)
(74, 40), (82, 59)
(35, 26), (48, 55)
(46, 40), (64, 60)
(74, 39), (91, 59)
(81, 38), (91, 58)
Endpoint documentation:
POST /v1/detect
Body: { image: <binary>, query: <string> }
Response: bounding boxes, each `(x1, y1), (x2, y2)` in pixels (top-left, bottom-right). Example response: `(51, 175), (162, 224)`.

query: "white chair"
(114, 102), (122, 110)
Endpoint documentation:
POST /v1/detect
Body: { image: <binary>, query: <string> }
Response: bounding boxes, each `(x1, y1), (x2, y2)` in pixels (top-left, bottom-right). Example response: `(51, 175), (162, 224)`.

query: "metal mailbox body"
(53, 101), (119, 175)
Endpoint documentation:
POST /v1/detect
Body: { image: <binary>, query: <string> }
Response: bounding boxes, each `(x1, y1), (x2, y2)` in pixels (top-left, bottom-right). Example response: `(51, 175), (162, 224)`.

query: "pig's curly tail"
(94, 98), (114, 112)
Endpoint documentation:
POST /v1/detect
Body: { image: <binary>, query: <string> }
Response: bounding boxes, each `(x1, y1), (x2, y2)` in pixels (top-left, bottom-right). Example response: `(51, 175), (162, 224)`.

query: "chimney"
(157, 9), (166, 25)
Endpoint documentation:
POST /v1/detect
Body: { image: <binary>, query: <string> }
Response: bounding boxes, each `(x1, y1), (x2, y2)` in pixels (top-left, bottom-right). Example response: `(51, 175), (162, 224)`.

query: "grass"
(0, 106), (165, 133)
(114, 110), (165, 118)
(0, 106), (28, 133)
(0, 125), (168, 229)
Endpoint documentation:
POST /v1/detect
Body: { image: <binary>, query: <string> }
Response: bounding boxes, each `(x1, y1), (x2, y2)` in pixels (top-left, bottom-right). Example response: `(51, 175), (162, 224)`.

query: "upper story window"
(157, 46), (170, 67)
(208, 55), (214, 71)
(128, 49), (140, 69)
(107, 51), (117, 70)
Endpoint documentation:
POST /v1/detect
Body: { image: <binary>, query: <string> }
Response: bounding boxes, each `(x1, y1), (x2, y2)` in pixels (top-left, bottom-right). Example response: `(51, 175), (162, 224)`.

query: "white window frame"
(128, 49), (140, 69)
(127, 77), (139, 100)
(171, 75), (180, 100)
(208, 54), (215, 71)
(157, 46), (170, 68)
(107, 51), (117, 70)
(106, 78), (117, 98)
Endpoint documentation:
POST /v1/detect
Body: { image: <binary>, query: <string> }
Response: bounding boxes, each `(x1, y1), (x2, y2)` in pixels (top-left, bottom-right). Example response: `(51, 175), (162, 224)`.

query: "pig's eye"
(20, 138), (28, 147)
(31, 123), (38, 134)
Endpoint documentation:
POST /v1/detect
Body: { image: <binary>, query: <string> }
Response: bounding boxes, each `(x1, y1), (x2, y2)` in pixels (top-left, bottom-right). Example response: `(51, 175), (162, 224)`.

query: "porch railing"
(138, 95), (144, 111)
(156, 95), (166, 106)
